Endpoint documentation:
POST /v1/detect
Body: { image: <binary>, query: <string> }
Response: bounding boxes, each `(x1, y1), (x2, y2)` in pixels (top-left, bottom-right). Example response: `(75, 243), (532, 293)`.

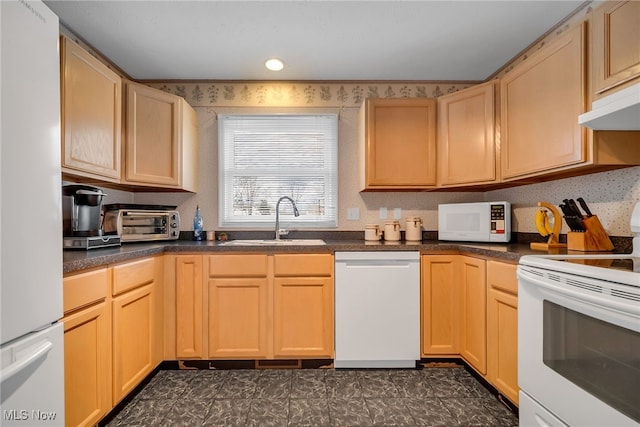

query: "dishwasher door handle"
(337, 260), (418, 268)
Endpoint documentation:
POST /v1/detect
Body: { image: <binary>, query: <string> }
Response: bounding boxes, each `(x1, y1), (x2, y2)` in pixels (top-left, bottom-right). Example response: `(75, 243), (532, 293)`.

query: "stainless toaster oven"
(103, 204), (180, 242)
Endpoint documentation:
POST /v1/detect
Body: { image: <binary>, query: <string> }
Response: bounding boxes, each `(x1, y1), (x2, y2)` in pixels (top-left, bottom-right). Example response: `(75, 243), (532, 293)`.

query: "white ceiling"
(44, 1), (586, 81)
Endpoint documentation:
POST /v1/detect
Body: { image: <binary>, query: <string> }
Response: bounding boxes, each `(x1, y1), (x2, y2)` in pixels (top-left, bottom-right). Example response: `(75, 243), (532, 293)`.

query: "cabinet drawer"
(274, 254), (333, 276)
(487, 261), (517, 294)
(112, 257), (156, 296)
(63, 268), (108, 314)
(208, 254), (268, 277)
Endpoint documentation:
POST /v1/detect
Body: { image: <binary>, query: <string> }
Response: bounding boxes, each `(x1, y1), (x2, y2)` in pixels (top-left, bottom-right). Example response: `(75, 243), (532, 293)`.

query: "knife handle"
(576, 197), (593, 217)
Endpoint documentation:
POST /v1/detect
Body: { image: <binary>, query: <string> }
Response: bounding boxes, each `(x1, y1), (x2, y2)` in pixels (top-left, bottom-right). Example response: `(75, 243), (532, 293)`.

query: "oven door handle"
(518, 268), (640, 317)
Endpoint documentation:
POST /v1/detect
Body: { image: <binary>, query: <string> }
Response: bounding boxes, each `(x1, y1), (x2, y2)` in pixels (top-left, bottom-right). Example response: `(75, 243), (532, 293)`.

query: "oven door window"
(543, 300), (640, 423)
(122, 215), (167, 235)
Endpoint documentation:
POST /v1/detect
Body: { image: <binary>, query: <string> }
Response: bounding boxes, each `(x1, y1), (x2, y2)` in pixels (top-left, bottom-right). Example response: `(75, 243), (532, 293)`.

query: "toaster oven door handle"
(122, 211), (167, 216)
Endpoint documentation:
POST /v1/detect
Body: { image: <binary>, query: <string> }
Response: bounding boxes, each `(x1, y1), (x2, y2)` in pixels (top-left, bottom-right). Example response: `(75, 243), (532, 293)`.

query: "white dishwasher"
(334, 251), (420, 368)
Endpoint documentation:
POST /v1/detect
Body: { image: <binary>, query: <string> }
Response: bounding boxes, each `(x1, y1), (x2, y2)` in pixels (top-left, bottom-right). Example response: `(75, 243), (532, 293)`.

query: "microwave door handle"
(518, 268), (640, 316)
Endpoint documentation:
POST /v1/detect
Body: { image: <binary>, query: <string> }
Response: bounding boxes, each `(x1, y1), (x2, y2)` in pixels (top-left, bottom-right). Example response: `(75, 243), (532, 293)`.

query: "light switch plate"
(346, 207), (360, 220)
(379, 207), (388, 219)
(394, 208), (402, 219)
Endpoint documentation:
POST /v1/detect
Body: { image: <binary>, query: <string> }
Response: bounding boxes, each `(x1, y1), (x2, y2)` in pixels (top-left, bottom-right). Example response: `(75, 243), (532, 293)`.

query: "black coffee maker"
(62, 184), (120, 249)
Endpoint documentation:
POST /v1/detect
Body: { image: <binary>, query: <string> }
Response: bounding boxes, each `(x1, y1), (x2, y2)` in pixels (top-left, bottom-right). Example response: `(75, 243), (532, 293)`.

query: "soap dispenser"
(193, 205), (204, 241)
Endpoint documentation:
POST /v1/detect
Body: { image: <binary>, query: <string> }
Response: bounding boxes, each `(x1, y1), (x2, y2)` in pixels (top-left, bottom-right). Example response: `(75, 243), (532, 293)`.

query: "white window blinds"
(218, 114), (338, 228)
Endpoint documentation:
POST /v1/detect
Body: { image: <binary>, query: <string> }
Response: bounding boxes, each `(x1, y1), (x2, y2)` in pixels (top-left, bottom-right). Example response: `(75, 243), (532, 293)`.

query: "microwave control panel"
(490, 204), (506, 234)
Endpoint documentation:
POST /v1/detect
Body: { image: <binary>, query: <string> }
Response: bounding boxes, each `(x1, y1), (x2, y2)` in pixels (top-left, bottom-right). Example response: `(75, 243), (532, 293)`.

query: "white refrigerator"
(0, 1), (65, 426)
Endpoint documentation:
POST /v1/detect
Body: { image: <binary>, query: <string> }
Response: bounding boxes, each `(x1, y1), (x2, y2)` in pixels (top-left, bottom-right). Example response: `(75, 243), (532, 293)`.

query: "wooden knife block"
(567, 215), (614, 252)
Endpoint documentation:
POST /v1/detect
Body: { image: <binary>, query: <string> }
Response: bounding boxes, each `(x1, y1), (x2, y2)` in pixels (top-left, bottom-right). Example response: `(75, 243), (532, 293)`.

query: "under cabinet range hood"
(578, 82), (640, 130)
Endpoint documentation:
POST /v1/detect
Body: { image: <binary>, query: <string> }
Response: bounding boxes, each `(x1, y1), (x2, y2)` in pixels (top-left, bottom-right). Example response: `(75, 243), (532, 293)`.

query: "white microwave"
(438, 201), (511, 243)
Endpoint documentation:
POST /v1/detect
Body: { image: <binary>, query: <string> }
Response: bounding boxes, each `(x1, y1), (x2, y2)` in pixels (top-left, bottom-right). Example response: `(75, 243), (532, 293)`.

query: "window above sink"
(218, 114), (338, 229)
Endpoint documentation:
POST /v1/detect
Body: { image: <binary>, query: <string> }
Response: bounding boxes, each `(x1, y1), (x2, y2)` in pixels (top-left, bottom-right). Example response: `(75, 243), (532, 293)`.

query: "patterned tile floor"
(104, 367), (518, 426)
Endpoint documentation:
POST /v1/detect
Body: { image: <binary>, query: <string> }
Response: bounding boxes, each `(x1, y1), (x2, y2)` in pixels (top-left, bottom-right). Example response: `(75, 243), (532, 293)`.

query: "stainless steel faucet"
(275, 196), (300, 240)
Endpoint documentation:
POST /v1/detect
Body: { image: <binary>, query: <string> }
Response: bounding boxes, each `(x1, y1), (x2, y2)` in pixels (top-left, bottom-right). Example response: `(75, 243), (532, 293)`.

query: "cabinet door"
(112, 284), (154, 403)
(208, 278), (269, 358)
(360, 98), (436, 190)
(592, 1), (640, 97)
(125, 82), (181, 187)
(438, 81), (497, 186)
(61, 36), (121, 181)
(273, 277), (334, 358)
(459, 256), (487, 374)
(488, 288), (519, 406)
(175, 255), (203, 359)
(501, 24), (587, 180)
(421, 255), (459, 356)
(487, 261), (519, 406)
(63, 302), (111, 427)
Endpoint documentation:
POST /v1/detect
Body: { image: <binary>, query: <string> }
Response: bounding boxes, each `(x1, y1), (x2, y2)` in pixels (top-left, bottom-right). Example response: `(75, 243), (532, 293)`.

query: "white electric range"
(517, 202), (640, 427)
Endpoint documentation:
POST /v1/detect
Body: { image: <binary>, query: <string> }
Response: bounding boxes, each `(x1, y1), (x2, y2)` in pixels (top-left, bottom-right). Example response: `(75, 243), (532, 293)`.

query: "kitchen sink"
(218, 239), (326, 246)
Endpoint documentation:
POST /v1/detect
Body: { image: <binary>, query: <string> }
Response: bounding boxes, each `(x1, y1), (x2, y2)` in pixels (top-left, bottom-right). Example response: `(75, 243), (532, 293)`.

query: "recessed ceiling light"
(265, 58), (284, 72)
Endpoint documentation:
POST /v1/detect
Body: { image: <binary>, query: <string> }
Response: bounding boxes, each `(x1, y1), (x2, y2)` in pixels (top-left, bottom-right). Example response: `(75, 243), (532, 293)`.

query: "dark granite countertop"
(63, 238), (554, 274)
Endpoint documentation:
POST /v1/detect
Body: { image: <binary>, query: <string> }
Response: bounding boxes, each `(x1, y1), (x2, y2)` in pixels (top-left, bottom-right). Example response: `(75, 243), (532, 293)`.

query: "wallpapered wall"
(128, 0), (639, 238)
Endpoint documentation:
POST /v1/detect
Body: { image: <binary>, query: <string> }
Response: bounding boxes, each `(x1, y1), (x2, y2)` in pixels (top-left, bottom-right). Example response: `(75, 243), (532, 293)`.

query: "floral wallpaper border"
(147, 82), (474, 108)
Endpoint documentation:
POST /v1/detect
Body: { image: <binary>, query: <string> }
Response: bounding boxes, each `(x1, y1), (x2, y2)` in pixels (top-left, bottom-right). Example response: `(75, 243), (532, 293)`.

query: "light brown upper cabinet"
(61, 36), (122, 182)
(124, 82), (198, 192)
(591, 0), (640, 98)
(359, 98), (437, 190)
(501, 23), (639, 181)
(437, 81), (498, 187)
(500, 24), (588, 180)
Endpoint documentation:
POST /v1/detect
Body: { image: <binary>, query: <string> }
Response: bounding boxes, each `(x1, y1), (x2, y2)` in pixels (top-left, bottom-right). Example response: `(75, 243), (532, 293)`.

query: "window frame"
(218, 113), (338, 229)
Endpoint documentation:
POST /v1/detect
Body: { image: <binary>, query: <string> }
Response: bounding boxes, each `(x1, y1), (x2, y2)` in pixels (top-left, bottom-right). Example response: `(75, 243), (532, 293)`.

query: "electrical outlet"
(379, 207), (388, 219)
(394, 208), (402, 219)
(346, 207), (360, 220)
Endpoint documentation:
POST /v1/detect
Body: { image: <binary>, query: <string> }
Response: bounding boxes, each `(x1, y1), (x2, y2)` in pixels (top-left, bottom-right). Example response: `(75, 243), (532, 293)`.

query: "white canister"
(405, 216), (423, 241)
(384, 221), (401, 241)
(364, 224), (383, 241)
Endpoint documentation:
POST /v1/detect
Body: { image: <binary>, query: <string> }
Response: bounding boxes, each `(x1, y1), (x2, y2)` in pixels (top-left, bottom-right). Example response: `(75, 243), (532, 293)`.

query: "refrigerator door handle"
(1, 339), (53, 384)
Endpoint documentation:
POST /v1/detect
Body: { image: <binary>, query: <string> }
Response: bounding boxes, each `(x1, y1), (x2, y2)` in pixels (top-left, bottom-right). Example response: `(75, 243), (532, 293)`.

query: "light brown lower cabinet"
(459, 256), (487, 375)
(112, 283), (155, 402)
(63, 256), (164, 426)
(62, 268), (111, 427)
(175, 255), (204, 359)
(421, 255), (519, 406)
(170, 253), (334, 360)
(273, 254), (334, 358)
(208, 276), (270, 358)
(487, 261), (519, 405)
(207, 254), (270, 358)
(421, 255), (460, 356)
(111, 257), (160, 403)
